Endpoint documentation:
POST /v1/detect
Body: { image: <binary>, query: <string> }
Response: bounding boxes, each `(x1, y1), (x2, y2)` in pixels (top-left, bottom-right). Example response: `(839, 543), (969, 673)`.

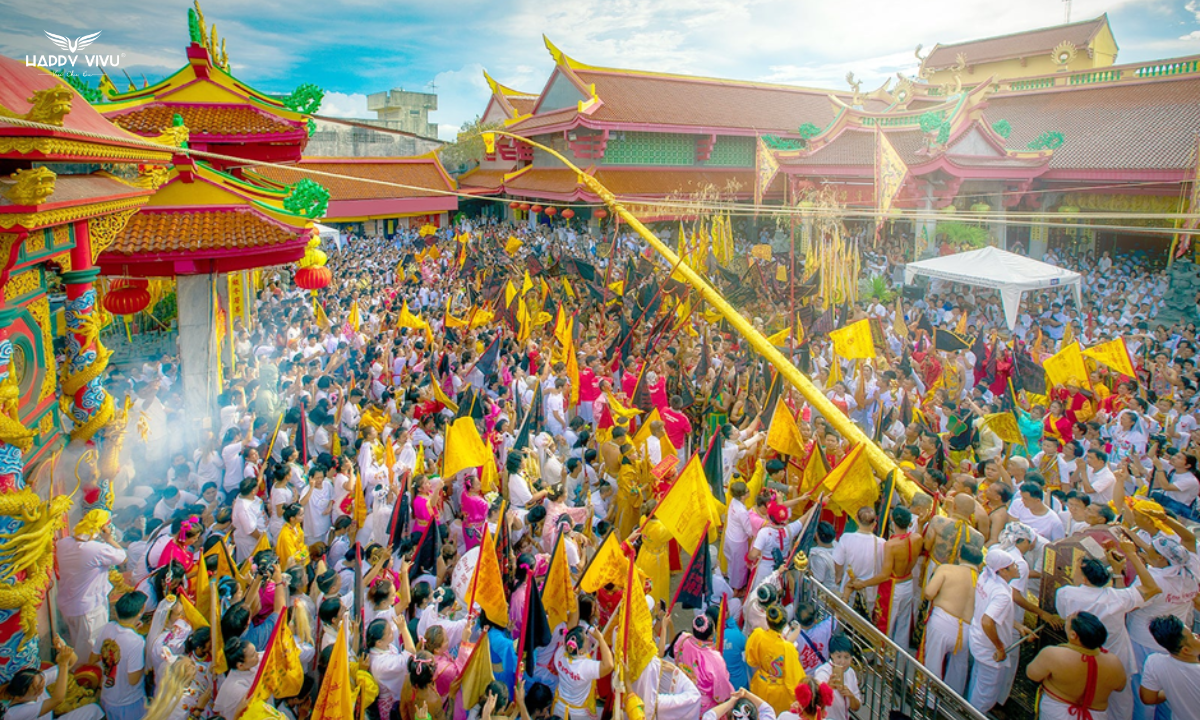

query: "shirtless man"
(924, 494), (986, 569)
(923, 544), (982, 695)
(1026, 611), (1127, 720)
(599, 423), (624, 478)
(982, 482), (1013, 546)
(949, 476), (991, 538)
(850, 506), (924, 648)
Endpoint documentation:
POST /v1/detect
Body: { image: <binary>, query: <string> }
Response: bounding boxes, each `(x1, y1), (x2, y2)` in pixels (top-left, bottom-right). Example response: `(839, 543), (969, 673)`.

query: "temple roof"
(109, 103), (303, 140)
(249, 155), (456, 201)
(0, 56), (173, 164)
(456, 167), (507, 195)
(502, 167), (757, 200)
(924, 15), (1112, 70)
(112, 208), (301, 255)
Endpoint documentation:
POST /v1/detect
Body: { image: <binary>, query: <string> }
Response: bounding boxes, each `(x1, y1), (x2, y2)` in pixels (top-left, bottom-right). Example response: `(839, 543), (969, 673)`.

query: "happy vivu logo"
(26, 30), (122, 68)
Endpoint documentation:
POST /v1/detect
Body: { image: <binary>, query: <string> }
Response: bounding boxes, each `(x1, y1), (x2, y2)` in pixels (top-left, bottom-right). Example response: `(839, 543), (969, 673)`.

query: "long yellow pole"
(485, 131), (917, 500)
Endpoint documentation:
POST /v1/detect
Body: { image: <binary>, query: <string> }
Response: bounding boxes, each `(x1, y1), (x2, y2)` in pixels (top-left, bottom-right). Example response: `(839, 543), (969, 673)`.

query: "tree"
(438, 116), (501, 174)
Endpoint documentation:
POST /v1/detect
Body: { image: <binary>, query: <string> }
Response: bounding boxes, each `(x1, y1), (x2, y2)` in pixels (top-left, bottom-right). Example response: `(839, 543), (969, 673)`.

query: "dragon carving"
(0, 88), (72, 127)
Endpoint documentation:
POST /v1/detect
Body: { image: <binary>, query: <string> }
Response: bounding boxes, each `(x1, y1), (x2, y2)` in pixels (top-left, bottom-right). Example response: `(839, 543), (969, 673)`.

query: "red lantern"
(294, 266), (332, 290)
(109, 278), (149, 291)
(530, 205), (544, 214)
(103, 286), (150, 315)
(519, 203), (530, 211)
(561, 209), (575, 219)
(509, 201), (519, 209)
(594, 208), (608, 219)
(544, 206), (557, 216)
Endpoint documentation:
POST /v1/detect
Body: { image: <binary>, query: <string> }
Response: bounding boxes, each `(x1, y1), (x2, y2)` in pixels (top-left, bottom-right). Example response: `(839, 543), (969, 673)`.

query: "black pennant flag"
(670, 529), (712, 611)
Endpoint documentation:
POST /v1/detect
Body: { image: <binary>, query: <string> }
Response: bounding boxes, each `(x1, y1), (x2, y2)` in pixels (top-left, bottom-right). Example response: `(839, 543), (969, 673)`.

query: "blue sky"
(2, 0), (1198, 141)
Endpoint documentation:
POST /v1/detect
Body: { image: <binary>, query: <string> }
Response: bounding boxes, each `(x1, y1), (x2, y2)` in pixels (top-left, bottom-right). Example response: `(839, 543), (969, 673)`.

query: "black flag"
(934, 328), (971, 353)
(519, 575), (554, 671)
(670, 531), (712, 611)
(702, 433), (724, 501)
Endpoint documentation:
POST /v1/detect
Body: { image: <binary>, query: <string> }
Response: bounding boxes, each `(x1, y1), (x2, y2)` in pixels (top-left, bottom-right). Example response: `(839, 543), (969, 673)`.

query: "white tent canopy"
(903, 246), (1082, 331)
(314, 223), (339, 242)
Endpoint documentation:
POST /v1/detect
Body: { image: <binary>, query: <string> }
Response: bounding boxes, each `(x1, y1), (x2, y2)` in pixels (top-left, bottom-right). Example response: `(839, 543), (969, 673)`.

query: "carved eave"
(536, 37), (604, 116)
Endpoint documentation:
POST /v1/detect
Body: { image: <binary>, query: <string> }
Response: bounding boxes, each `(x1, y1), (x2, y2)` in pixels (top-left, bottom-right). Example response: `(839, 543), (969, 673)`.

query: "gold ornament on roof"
(0, 87), (72, 127)
(845, 72), (863, 106)
(914, 44), (930, 80)
(3, 167), (56, 207)
(191, 1), (230, 71)
(1052, 41), (1077, 68)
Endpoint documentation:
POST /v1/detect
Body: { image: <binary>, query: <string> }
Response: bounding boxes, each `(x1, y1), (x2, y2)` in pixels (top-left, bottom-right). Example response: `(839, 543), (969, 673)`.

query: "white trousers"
(64, 604), (109, 660)
(924, 607), (970, 695)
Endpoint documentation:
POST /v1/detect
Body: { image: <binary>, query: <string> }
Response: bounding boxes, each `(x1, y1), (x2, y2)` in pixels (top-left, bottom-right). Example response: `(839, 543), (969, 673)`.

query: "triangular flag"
(608, 280), (625, 297)
(562, 276), (576, 299)
(564, 337), (581, 409)
(670, 526), (711, 611)
(800, 447), (828, 494)
(1043, 342), (1092, 390)
(522, 271), (534, 296)
(311, 622), (355, 720)
(459, 634), (495, 710)
(543, 530), (578, 629)
(821, 444), (879, 516)
(210, 565), (227, 674)
(615, 556), (656, 684)
(481, 440), (499, 494)
(175, 594), (208, 629)
(766, 401), (806, 457)
(314, 302), (331, 331)
(442, 416), (491, 479)
(826, 351), (843, 390)
(246, 609), (304, 704)
(519, 570), (554, 672)
(955, 309), (968, 336)
(765, 327), (790, 346)
(829, 319), (877, 360)
(654, 455), (725, 550)
(893, 299), (908, 339)
(505, 236), (523, 255)
(430, 371), (460, 414)
(1082, 338), (1136, 379)
(505, 280), (517, 308)
(631, 408), (663, 447)
(347, 301), (360, 333)
(467, 525), (509, 625)
(578, 531), (632, 593)
(980, 412), (1024, 445)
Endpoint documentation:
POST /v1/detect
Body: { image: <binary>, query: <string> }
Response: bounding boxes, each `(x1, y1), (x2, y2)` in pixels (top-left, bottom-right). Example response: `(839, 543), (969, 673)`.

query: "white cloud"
(319, 91), (369, 118)
(429, 63), (493, 140)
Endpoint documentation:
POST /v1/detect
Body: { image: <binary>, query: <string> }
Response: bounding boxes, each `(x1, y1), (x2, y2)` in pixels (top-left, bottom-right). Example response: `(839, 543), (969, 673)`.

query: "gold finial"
(0, 87), (73, 127)
(3, 167), (56, 206)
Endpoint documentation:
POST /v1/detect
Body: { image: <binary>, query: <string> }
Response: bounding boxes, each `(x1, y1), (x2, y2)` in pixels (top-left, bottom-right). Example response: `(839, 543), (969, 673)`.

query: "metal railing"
(797, 576), (990, 720)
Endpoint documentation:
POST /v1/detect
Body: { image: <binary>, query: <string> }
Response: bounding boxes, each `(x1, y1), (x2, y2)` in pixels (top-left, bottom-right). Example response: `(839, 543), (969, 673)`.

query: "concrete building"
(367, 87), (439, 138)
(305, 117), (442, 158)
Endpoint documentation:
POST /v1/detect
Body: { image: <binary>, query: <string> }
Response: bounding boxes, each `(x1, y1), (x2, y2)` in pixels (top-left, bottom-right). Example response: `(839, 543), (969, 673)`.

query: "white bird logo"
(44, 31), (102, 54)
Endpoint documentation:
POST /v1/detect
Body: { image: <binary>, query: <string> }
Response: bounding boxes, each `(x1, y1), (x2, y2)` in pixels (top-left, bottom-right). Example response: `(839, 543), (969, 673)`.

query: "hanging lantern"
(970, 202), (991, 213)
(109, 278), (149, 291)
(544, 206), (558, 216)
(519, 203), (531, 211)
(294, 266), (332, 291)
(530, 205), (544, 214)
(561, 209), (575, 219)
(594, 208), (608, 219)
(103, 286), (150, 315)
(509, 201), (519, 209)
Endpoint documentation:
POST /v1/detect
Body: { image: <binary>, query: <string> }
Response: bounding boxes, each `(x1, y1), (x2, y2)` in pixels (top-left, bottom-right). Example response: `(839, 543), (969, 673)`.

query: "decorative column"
(0, 306), (61, 681)
(177, 274), (219, 436)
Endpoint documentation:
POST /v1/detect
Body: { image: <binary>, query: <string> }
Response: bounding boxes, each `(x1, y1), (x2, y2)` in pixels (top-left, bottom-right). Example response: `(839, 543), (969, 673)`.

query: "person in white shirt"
(1074, 448), (1117, 506)
(807, 523), (838, 589)
(1056, 537), (1160, 720)
(809, 635), (862, 720)
(1010, 483), (1066, 543)
(90, 592), (148, 720)
(833, 507), (885, 613)
(553, 625), (614, 720)
(966, 550), (1021, 713)
(723, 481), (756, 591)
(1141, 614), (1200, 719)
(231, 477), (267, 561)
(57, 510), (127, 660)
(213, 638), (261, 720)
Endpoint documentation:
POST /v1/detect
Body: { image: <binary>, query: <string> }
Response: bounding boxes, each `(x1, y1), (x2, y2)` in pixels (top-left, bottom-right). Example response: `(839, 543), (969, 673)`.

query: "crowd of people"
(27, 214), (1200, 720)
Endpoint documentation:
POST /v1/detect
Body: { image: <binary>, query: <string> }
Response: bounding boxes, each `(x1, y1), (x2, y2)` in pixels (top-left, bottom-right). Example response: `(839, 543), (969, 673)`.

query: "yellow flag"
(565, 338), (581, 408)
(543, 531), (578, 629)
(175, 594), (209, 629)
(347, 301), (360, 332)
(505, 281), (517, 308)
(562, 277), (576, 299)
(981, 412), (1024, 445)
(523, 271), (534, 296)
(955, 310), (967, 335)
(826, 351), (843, 390)
(821, 443), (879, 516)
(766, 401), (806, 457)
(654, 456), (724, 550)
(1043, 342), (1091, 389)
(457, 232), (471, 244)
(553, 307), (567, 347)
(505, 236), (523, 255)
(210, 556), (227, 674)
(1082, 338), (1136, 378)
(829, 319), (876, 359)
(314, 302), (331, 331)
(608, 280), (625, 297)
(579, 532), (632, 593)
(765, 327), (790, 346)
(800, 448), (828, 494)
(775, 265), (787, 282)
(459, 634), (495, 710)
(893, 299), (908, 339)
(431, 376), (460, 414)
(397, 302), (433, 344)
(414, 443), (426, 477)
(481, 440), (499, 494)
(352, 470), (366, 529)
(468, 525), (509, 625)
(248, 609), (304, 702)
(418, 223), (437, 237)
(240, 532), (272, 580)
(443, 416), (491, 479)
(606, 393), (642, 424)
(614, 570), (656, 683)
(631, 408), (663, 447)
(1062, 321), (1074, 347)
(312, 623), (355, 720)
(195, 546), (212, 622)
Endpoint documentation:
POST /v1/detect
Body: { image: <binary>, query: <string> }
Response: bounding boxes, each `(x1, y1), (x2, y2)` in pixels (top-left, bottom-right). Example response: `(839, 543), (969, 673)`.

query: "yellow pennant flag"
(765, 327), (790, 346)
(468, 308), (494, 329)
(1082, 337), (1136, 379)
(801, 448), (828, 494)
(175, 594), (208, 629)
(821, 444), (879, 516)
(195, 545), (213, 622)
(826, 351), (843, 390)
(829, 319), (876, 360)
(565, 338), (581, 408)
(522, 271), (534, 296)
(459, 634), (495, 710)
(606, 393), (642, 425)
(543, 531), (578, 629)
(608, 280), (625, 297)
(457, 232), (471, 244)
(540, 277), (551, 299)
(766, 401), (806, 458)
(505, 236), (523, 255)
(553, 307), (567, 347)
(1062, 321), (1075, 348)
(314, 302), (331, 331)
(210, 568), (227, 674)
(955, 310), (968, 336)
(468, 525), (509, 625)
(893, 299), (908, 339)
(562, 277), (576, 299)
(352, 470), (366, 529)
(431, 375), (460, 414)
(481, 440), (499, 494)
(426, 244), (442, 260)
(347, 301), (360, 332)
(443, 416), (491, 479)
(397, 302), (433, 344)
(579, 532), (633, 593)
(981, 412), (1024, 445)
(505, 281), (517, 308)
(1043, 342), (1091, 390)
(614, 568), (657, 683)
(312, 623), (355, 720)
(248, 609), (304, 702)
(631, 408), (663, 447)
(654, 456), (725, 550)
(414, 443), (426, 477)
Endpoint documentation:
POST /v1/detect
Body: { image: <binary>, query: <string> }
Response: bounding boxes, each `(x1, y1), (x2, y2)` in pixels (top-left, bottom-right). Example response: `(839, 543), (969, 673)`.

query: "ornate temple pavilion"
(472, 16), (1199, 256)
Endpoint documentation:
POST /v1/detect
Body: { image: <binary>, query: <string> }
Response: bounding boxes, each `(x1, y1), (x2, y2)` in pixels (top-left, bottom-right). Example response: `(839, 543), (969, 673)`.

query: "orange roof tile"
(504, 168), (754, 197)
(458, 168), (507, 190)
(109, 209), (303, 255)
(509, 97), (538, 115)
(251, 159), (454, 201)
(926, 16), (1109, 69)
(108, 103), (302, 137)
